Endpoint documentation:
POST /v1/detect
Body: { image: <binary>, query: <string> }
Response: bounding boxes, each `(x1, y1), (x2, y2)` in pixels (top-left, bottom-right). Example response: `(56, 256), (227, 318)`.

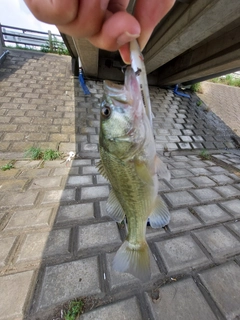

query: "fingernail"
(117, 32), (140, 47)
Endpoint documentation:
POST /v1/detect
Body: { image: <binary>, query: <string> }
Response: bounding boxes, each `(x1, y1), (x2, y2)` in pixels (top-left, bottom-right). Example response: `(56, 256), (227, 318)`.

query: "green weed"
(25, 147), (61, 161)
(64, 300), (84, 320)
(209, 74), (240, 87)
(190, 82), (203, 93)
(0, 162), (14, 171)
(199, 149), (211, 160)
(43, 149), (61, 161)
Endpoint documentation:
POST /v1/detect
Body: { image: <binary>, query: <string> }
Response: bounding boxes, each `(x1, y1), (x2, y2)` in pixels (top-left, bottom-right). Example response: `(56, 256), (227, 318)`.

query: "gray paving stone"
(78, 222), (121, 251)
(191, 142), (204, 149)
(17, 229), (70, 262)
(72, 159), (91, 166)
(190, 188), (222, 202)
(4, 208), (53, 230)
(210, 174), (235, 184)
(168, 208), (202, 232)
(155, 235), (209, 273)
(198, 262), (240, 320)
(193, 226), (240, 261)
(208, 166), (229, 174)
(146, 225), (166, 239)
(219, 200), (240, 218)
(171, 169), (193, 178)
(81, 297), (143, 320)
(96, 174), (109, 184)
(67, 175), (92, 186)
(82, 166), (99, 175)
(170, 161), (191, 169)
(37, 257), (101, 310)
(53, 167), (78, 176)
(56, 203), (94, 223)
(29, 176), (62, 189)
(42, 189), (76, 204)
(193, 204), (231, 224)
(190, 176), (216, 187)
(0, 236), (16, 267)
(228, 221), (240, 238)
(81, 185), (109, 200)
(169, 178), (195, 190)
(0, 270), (34, 320)
(146, 278), (217, 320)
(164, 191), (198, 208)
(214, 185), (240, 198)
(106, 251), (160, 289)
(180, 136), (193, 142)
(188, 167), (211, 176)
(178, 142), (192, 150)
(0, 190), (39, 208)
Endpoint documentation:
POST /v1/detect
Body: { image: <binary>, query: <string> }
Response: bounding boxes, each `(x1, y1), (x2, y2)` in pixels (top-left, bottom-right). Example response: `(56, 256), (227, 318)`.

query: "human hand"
(24, 0), (175, 63)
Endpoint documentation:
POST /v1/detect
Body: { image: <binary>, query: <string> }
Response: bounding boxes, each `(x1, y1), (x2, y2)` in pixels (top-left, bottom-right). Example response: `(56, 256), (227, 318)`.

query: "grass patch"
(190, 82), (203, 93)
(199, 149), (211, 161)
(64, 299), (84, 320)
(25, 147), (61, 161)
(209, 74), (240, 87)
(0, 162), (14, 171)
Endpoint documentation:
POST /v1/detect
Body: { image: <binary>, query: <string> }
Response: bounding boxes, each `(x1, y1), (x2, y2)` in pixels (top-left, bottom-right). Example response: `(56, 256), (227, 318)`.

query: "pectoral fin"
(148, 196), (170, 228)
(96, 160), (109, 181)
(134, 159), (153, 185)
(155, 155), (171, 181)
(106, 189), (125, 222)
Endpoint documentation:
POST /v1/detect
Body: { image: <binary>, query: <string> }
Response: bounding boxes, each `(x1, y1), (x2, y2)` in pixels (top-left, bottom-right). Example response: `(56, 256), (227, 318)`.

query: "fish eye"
(101, 105), (111, 118)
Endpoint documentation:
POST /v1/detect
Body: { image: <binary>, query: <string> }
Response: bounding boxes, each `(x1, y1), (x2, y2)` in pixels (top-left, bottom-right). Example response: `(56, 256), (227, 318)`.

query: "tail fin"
(112, 240), (151, 281)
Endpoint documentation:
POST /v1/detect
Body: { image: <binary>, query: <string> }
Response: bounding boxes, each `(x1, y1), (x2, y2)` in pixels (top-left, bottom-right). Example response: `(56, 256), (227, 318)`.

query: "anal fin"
(106, 189), (125, 223)
(148, 196), (170, 228)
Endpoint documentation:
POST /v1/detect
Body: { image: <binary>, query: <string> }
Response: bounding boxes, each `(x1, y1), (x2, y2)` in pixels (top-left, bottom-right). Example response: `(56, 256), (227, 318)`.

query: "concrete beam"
(144, 0), (240, 74)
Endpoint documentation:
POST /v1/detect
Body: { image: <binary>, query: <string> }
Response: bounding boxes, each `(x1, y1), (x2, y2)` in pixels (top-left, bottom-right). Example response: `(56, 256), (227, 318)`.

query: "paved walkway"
(0, 50), (240, 320)
(197, 81), (240, 137)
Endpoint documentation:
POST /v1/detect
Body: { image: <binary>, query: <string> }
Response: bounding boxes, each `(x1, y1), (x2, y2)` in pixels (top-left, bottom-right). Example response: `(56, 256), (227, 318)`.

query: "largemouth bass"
(97, 67), (170, 281)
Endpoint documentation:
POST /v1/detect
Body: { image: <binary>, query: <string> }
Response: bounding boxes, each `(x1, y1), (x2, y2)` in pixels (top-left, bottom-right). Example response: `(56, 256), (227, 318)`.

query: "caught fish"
(97, 67), (170, 281)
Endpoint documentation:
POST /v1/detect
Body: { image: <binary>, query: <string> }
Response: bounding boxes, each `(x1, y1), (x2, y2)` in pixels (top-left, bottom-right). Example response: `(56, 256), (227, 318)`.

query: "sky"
(0, 0), (59, 34)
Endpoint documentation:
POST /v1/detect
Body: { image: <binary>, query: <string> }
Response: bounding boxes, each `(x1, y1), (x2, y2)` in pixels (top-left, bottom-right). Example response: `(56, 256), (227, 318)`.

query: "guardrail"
(0, 24), (68, 55)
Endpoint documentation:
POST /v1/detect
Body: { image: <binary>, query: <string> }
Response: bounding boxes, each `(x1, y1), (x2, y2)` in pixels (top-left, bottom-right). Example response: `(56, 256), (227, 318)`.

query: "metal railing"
(0, 24), (68, 55)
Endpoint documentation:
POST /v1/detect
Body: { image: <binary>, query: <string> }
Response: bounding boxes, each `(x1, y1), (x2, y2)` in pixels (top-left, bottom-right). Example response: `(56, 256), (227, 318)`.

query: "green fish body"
(98, 68), (170, 281)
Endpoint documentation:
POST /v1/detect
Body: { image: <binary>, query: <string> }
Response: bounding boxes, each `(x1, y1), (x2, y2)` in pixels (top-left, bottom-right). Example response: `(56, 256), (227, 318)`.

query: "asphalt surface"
(0, 49), (240, 320)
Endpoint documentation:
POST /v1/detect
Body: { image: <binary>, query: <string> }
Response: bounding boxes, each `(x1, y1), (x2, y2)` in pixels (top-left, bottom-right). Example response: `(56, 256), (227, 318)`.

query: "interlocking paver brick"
(214, 185), (240, 198)
(41, 189), (76, 204)
(193, 226), (240, 261)
(228, 221), (240, 238)
(193, 204), (231, 224)
(0, 270), (34, 320)
(146, 278), (217, 320)
(220, 199), (240, 218)
(164, 191), (198, 208)
(4, 207), (53, 230)
(169, 178), (195, 190)
(188, 167), (211, 176)
(81, 297), (143, 320)
(198, 262), (240, 320)
(155, 235), (209, 273)
(67, 175), (92, 186)
(29, 176), (62, 189)
(17, 229), (70, 262)
(170, 169), (193, 178)
(56, 203), (94, 224)
(190, 176), (216, 187)
(82, 166), (99, 174)
(168, 208), (202, 232)
(0, 236), (16, 267)
(208, 166), (229, 174)
(78, 222), (121, 251)
(210, 174), (235, 184)
(190, 188), (222, 202)
(81, 185), (109, 200)
(0, 190), (39, 208)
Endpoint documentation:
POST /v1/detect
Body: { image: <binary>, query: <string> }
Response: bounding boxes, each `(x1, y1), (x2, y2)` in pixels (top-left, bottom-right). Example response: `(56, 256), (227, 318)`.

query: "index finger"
(134, 0), (175, 50)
